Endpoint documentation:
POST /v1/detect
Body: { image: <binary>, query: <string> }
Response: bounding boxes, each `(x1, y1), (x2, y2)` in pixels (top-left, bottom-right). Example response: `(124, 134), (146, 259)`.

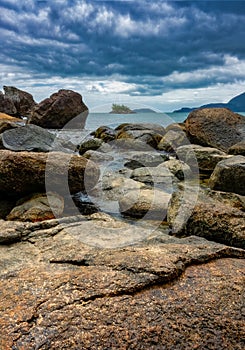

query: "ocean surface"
(85, 112), (188, 131)
(85, 111), (245, 131)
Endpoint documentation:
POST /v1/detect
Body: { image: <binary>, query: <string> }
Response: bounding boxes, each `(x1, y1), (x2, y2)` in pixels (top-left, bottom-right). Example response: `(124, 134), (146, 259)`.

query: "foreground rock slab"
(0, 216), (244, 349)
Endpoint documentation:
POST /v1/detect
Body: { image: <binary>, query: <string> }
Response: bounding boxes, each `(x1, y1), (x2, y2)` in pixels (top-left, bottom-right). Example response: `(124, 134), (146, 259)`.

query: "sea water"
(85, 112), (189, 131)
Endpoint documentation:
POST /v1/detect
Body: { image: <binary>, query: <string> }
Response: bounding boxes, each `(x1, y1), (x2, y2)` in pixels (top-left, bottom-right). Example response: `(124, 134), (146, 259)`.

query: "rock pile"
(0, 86), (88, 129)
(0, 101), (244, 349)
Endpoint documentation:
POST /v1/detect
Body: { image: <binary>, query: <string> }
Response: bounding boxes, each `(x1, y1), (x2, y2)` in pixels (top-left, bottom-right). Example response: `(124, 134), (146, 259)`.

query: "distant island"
(173, 92), (245, 113)
(109, 104), (135, 114)
(133, 108), (157, 113)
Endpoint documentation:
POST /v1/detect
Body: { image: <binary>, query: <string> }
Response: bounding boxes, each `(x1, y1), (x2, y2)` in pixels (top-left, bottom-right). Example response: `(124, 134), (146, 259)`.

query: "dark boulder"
(3, 85), (36, 118)
(1, 124), (74, 152)
(29, 89), (88, 129)
(185, 108), (245, 152)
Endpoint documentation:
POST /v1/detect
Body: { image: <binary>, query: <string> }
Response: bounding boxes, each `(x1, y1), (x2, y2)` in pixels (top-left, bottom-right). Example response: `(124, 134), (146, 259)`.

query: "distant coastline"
(173, 91), (245, 113)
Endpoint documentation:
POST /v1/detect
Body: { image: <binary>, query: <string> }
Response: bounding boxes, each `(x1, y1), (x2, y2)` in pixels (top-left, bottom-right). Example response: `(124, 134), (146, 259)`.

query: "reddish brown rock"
(6, 192), (64, 222)
(0, 214), (244, 349)
(185, 108), (245, 152)
(0, 91), (17, 115)
(29, 89), (88, 129)
(3, 85), (37, 117)
(0, 150), (100, 196)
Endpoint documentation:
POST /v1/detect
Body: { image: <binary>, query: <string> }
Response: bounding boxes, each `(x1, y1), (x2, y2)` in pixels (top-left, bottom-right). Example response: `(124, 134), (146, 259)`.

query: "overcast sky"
(0, 0), (245, 112)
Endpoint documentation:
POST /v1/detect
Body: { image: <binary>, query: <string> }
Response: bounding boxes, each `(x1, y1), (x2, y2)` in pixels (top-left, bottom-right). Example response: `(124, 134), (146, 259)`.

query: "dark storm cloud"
(0, 0), (244, 96)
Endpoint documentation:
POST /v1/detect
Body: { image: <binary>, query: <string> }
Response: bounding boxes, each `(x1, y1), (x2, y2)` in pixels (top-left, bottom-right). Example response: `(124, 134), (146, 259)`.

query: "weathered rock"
(0, 150), (100, 196)
(88, 173), (147, 215)
(92, 125), (116, 142)
(2, 124), (57, 152)
(83, 150), (114, 162)
(185, 108), (245, 152)
(131, 165), (175, 187)
(119, 188), (171, 219)
(116, 124), (165, 149)
(165, 122), (186, 133)
(6, 192), (64, 222)
(157, 129), (189, 152)
(0, 91), (17, 115)
(177, 144), (231, 172)
(3, 85), (37, 118)
(115, 123), (166, 136)
(0, 215), (244, 349)
(159, 159), (192, 180)
(209, 155), (245, 195)
(228, 140), (245, 155)
(117, 129), (162, 149)
(29, 89), (88, 129)
(79, 137), (104, 155)
(124, 151), (169, 169)
(184, 202), (245, 249)
(168, 187), (245, 249)
(112, 138), (150, 151)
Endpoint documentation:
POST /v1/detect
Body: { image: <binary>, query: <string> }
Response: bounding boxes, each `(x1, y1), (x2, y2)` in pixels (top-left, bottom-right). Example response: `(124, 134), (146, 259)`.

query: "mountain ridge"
(173, 92), (245, 113)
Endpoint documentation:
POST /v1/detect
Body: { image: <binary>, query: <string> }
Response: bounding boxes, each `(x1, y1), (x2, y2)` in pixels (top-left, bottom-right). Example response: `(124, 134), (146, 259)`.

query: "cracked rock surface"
(0, 214), (244, 349)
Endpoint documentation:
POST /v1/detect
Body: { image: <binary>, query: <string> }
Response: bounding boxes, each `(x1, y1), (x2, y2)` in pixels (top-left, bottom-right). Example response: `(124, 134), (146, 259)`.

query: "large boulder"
(0, 91), (17, 115)
(79, 137), (105, 155)
(209, 155), (245, 195)
(177, 144), (231, 173)
(167, 187), (245, 249)
(1, 124), (74, 152)
(185, 108), (245, 152)
(119, 188), (171, 219)
(116, 123), (165, 149)
(6, 192), (64, 222)
(131, 165), (174, 187)
(0, 150), (99, 197)
(29, 89), (88, 129)
(157, 129), (189, 152)
(3, 86), (37, 118)
(124, 151), (169, 169)
(92, 125), (117, 142)
(115, 123), (166, 135)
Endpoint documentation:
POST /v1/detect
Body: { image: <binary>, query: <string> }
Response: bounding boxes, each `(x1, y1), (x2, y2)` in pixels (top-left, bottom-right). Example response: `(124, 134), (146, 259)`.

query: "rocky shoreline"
(0, 87), (244, 349)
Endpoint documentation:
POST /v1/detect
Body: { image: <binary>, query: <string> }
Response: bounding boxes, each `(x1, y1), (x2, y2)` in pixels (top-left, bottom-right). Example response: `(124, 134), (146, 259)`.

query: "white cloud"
(163, 55), (245, 85)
